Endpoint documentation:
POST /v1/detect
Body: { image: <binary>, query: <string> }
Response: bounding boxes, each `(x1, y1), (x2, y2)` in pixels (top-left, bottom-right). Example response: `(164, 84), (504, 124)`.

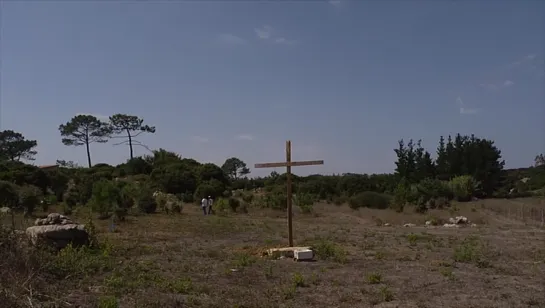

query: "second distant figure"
(207, 195), (214, 215)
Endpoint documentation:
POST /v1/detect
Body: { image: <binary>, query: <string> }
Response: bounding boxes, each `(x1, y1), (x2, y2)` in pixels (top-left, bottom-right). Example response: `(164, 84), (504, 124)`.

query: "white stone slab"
(294, 249), (313, 261)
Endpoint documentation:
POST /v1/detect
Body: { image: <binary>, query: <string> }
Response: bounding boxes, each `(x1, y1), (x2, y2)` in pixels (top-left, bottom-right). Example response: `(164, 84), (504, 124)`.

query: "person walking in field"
(201, 196), (208, 215)
(207, 195), (214, 215)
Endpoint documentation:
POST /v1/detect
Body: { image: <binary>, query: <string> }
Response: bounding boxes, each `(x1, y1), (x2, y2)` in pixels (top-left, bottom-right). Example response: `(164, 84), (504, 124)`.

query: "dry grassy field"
(3, 198), (545, 308)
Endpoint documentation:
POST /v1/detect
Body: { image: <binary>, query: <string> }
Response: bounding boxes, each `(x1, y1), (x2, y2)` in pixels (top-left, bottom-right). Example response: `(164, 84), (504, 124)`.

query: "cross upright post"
(255, 140), (324, 247)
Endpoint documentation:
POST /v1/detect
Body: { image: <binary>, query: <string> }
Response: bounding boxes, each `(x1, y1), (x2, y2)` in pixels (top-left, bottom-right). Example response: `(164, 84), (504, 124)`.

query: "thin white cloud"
(254, 25), (273, 40)
(217, 33), (246, 45)
(503, 80), (514, 87)
(479, 80), (514, 91)
(191, 136), (209, 143)
(75, 113), (109, 121)
(457, 96), (479, 115)
(507, 53), (539, 69)
(254, 25), (297, 45)
(235, 134), (254, 141)
(328, 0), (342, 6)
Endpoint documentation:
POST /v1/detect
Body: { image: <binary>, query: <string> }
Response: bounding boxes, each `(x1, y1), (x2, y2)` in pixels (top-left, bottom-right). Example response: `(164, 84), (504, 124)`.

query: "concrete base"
(267, 246), (314, 260)
(294, 249), (314, 261)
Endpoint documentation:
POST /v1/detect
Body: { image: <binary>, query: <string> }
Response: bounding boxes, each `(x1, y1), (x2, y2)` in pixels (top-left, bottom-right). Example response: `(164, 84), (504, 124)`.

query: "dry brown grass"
(2, 197), (545, 308)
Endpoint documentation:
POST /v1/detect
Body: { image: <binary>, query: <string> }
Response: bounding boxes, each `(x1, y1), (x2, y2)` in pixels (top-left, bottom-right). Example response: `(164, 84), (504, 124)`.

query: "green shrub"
(0, 180), (19, 209)
(118, 184), (135, 209)
(391, 182), (411, 212)
(417, 178), (452, 200)
(155, 192), (182, 214)
(241, 192), (254, 204)
(449, 175), (478, 202)
(18, 185), (43, 216)
(42, 194), (57, 212)
(293, 193), (315, 213)
(193, 180), (224, 201)
(155, 192), (168, 210)
(134, 186), (157, 214)
(222, 190), (232, 198)
(213, 198), (229, 214)
(179, 192), (194, 203)
(263, 191), (287, 211)
(228, 197), (240, 212)
(349, 191), (391, 210)
(89, 180), (120, 219)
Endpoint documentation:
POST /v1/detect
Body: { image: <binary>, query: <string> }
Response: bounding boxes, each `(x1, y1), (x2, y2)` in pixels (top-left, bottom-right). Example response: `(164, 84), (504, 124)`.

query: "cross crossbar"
(253, 140), (324, 247)
(254, 160), (324, 169)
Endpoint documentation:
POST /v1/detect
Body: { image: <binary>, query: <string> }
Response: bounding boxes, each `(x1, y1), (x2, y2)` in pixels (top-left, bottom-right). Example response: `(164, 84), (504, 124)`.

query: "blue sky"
(1, 0), (544, 177)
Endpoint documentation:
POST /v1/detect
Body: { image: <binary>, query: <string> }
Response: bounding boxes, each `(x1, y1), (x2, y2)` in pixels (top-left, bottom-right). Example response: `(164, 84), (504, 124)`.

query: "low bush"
(349, 191), (391, 210)
(449, 175), (479, 202)
(241, 192), (254, 204)
(293, 193), (315, 213)
(18, 185), (43, 216)
(228, 197), (240, 212)
(89, 180), (120, 219)
(0, 180), (19, 209)
(417, 178), (453, 201)
(135, 188), (157, 214)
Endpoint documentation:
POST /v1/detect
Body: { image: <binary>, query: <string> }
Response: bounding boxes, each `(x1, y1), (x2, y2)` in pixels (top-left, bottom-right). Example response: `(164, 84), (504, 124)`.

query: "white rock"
(26, 213), (88, 249)
(403, 223), (416, 227)
(26, 224), (89, 249)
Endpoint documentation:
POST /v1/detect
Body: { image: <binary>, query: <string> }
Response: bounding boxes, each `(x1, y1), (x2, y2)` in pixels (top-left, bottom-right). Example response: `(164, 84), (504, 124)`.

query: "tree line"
(1, 116), (544, 218)
(0, 114), (156, 168)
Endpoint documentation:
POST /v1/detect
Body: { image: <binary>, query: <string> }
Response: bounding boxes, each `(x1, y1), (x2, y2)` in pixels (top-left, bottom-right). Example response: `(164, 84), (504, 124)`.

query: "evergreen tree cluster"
(394, 134), (505, 196)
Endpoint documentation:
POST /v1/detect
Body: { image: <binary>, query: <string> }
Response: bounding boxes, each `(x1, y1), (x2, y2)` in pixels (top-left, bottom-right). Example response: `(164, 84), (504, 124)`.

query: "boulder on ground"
(26, 213), (89, 249)
(449, 216), (469, 225)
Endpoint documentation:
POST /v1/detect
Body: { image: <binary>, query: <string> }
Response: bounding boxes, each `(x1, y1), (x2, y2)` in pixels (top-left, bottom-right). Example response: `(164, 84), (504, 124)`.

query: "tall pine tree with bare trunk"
(59, 115), (111, 168)
(108, 114), (156, 160)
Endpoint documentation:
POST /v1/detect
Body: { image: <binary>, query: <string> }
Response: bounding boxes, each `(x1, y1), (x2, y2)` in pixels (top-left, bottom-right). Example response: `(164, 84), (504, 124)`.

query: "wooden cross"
(254, 140), (324, 247)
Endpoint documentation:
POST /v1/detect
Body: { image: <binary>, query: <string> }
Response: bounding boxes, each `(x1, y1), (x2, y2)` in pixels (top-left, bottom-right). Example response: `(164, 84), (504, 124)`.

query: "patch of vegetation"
(379, 286), (394, 302)
(366, 273), (382, 284)
(97, 296), (119, 308)
(453, 236), (492, 268)
(349, 191), (391, 210)
(232, 252), (257, 268)
(312, 239), (348, 263)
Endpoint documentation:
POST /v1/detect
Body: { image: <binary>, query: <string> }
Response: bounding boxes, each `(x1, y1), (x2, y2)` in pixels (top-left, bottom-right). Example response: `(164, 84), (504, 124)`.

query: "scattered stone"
(35, 213), (74, 226)
(471, 223), (478, 227)
(403, 223), (416, 227)
(443, 223), (459, 228)
(383, 223), (391, 227)
(0, 207), (11, 214)
(267, 246), (313, 260)
(449, 216), (469, 225)
(26, 213), (89, 249)
(425, 221), (432, 226)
